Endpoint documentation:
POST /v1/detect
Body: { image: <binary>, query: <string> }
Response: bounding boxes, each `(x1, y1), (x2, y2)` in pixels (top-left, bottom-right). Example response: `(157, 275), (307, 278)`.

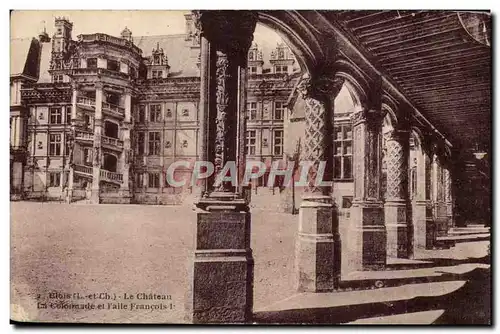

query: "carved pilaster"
(384, 129), (410, 201)
(384, 128), (411, 259)
(348, 107), (386, 271)
(297, 74), (342, 197)
(213, 52), (237, 192)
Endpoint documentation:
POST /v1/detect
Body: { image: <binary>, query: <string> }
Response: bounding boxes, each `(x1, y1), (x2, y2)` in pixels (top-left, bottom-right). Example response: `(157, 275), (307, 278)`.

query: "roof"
(10, 37), (39, 78)
(134, 34), (200, 77)
(37, 41), (52, 83)
(330, 10), (491, 154)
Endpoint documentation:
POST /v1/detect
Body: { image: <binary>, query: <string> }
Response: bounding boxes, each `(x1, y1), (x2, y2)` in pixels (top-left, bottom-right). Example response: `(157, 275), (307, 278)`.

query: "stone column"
(444, 166), (453, 228)
(67, 83), (78, 203)
(412, 147), (433, 251)
(434, 155), (448, 236)
(295, 74), (342, 292)
(119, 89), (132, 201)
(431, 152), (439, 219)
(348, 109), (386, 271)
(91, 82), (103, 204)
(188, 11), (257, 324)
(384, 129), (411, 258)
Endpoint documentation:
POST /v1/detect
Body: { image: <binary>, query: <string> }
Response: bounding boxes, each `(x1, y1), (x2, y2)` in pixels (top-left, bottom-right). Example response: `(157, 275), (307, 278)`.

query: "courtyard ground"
(10, 202), (490, 324)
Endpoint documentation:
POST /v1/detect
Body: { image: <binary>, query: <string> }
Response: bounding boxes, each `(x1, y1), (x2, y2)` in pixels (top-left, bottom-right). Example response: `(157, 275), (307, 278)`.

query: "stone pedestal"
(90, 189), (100, 204)
(385, 201), (410, 258)
(348, 201), (386, 271)
(412, 201), (432, 250)
(296, 196), (340, 292)
(190, 202), (253, 323)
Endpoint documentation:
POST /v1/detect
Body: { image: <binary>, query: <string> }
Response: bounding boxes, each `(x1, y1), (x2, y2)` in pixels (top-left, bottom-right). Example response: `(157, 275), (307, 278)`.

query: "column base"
(189, 208), (253, 324)
(347, 201), (386, 272)
(296, 197), (340, 292)
(66, 188), (73, 204)
(412, 201), (433, 251)
(385, 200), (411, 258)
(118, 189), (132, 203)
(90, 189), (100, 204)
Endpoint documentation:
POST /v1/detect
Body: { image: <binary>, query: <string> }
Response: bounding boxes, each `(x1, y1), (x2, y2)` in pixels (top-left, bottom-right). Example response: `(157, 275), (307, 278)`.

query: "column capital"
(297, 72), (343, 102)
(350, 108), (386, 127)
(384, 128), (410, 142)
(192, 10), (257, 58)
(71, 81), (80, 91)
(94, 82), (104, 90)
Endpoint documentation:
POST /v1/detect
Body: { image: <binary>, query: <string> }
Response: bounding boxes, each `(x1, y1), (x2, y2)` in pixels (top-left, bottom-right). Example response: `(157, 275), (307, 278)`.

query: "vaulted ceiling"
(322, 10), (491, 156)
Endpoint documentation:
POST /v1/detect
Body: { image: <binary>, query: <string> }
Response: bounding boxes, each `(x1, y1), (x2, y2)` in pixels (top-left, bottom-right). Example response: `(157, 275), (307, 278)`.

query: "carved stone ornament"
(191, 10), (257, 55)
(297, 73), (343, 101)
(351, 108), (386, 128)
(214, 52), (232, 191)
(385, 132), (409, 200)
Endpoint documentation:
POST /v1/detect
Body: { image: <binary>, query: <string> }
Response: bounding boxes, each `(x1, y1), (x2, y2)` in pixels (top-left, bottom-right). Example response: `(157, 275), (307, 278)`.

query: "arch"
(411, 126), (425, 151)
(334, 57), (370, 108)
(258, 11), (325, 75)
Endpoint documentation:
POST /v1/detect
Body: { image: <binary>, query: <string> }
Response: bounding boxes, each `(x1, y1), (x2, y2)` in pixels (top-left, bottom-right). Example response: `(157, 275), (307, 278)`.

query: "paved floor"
(10, 202), (490, 324)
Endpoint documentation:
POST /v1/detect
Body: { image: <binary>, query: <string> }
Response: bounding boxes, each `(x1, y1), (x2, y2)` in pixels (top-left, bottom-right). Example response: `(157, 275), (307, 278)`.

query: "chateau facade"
(11, 15), (301, 205)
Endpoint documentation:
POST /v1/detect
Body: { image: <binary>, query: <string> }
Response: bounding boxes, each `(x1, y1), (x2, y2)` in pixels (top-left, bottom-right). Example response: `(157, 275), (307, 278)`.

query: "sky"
(9, 10), (283, 46)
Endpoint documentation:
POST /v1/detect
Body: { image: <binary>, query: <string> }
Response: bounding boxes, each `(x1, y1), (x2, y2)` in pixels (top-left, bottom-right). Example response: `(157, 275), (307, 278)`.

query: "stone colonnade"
(189, 10), (455, 323)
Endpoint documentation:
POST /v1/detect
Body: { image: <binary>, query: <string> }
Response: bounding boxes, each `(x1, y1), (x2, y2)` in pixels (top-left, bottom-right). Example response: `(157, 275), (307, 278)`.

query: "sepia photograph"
(9, 9), (491, 325)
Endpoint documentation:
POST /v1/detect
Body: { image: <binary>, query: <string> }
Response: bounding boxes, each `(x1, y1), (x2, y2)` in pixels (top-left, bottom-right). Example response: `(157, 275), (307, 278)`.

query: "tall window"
(334, 124), (353, 180)
(149, 104), (162, 122)
(49, 133), (61, 156)
(87, 58), (97, 68)
(107, 59), (119, 71)
(248, 66), (257, 74)
(274, 101), (285, 120)
(246, 130), (256, 155)
(135, 173), (144, 188)
(66, 107), (72, 124)
(138, 105), (146, 123)
(148, 172), (160, 188)
(50, 108), (62, 124)
(247, 102), (257, 120)
(273, 130), (283, 156)
(49, 172), (61, 187)
(148, 132), (161, 156)
(64, 135), (71, 156)
(136, 132), (145, 155)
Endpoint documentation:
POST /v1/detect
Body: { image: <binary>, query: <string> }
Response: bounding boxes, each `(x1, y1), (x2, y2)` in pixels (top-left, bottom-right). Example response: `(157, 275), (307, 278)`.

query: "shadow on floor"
(252, 266), (491, 325)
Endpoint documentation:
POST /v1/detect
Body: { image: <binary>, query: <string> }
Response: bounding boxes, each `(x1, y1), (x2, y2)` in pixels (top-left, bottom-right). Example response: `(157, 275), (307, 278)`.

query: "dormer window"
(153, 55), (160, 65)
(248, 51), (254, 61)
(278, 49), (285, 59)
